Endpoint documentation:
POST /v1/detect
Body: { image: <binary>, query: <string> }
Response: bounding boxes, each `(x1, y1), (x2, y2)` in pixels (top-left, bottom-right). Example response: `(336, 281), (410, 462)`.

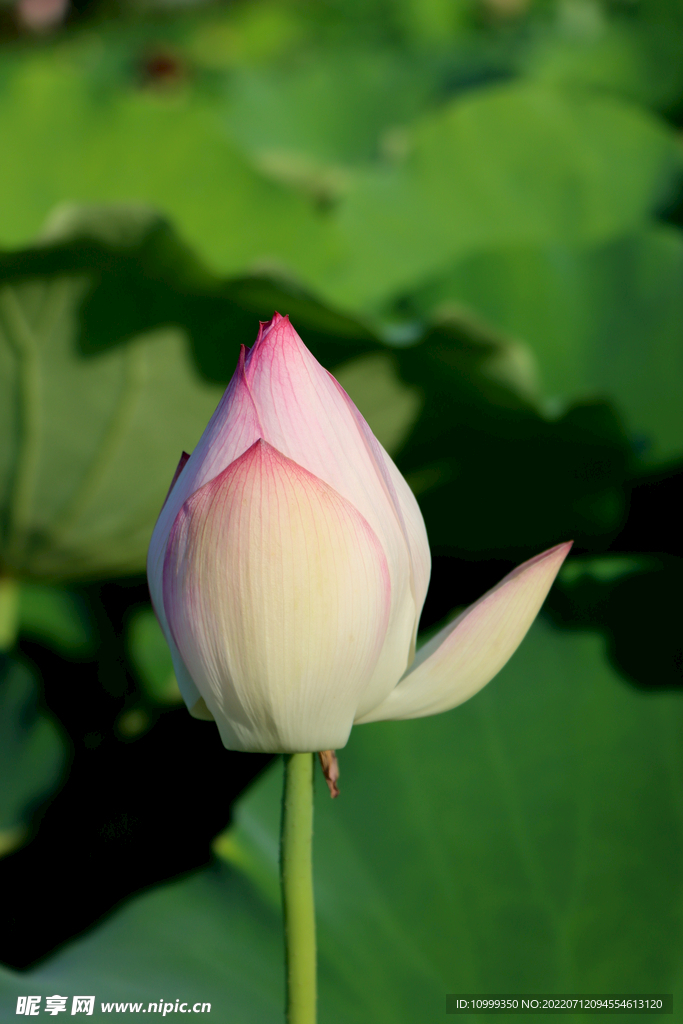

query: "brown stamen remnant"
(317, 750), (340, 798)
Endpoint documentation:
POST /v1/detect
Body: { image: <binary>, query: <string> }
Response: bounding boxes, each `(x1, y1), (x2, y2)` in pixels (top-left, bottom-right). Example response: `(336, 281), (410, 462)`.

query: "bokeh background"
(0, 0), (682, 1019)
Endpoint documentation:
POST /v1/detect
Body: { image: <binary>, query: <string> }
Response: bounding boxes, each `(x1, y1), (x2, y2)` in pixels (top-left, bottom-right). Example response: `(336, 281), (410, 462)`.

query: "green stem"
(281, 753), (317, 1024)
(0, 576), (19, 651)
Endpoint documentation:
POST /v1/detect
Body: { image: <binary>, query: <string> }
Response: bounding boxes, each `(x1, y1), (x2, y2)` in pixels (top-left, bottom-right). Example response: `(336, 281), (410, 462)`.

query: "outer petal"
(381, 452), (431, 660)
(163, 439), (391, 753)
(145, 451), (211, 719)
(243, 315), (423, 714)
(356, 541), (572, 723)
(327, 373), (431, 688)
(146, 353), (263, 717)
(147, 346), (262, 588)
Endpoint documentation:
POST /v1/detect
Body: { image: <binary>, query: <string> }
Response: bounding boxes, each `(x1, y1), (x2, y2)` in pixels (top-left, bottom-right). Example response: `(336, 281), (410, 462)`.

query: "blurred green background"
(0, 0), (682, 1019)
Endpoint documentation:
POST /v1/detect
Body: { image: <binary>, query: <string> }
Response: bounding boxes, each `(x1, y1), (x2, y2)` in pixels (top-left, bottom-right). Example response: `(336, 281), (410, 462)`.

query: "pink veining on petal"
(234, 313), (422, 712)
(254, 314), (282, 347)
(327, 371), (410, 539)
(163, 437), (392, 652)
(146, 346), (265, 692)
(326, 370), (431, 651)
(239, 313), (410, 566)
(357, 540), (573, 724)
(148, 313), (425, 731)
(406, 540), (575, 680)
(173, 343), (265, 512)
(162, 437), (393, 751)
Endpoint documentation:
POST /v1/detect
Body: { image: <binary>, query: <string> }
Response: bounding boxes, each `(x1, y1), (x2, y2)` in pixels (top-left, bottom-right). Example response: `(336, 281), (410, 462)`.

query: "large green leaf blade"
(0, 865), (284, 1022)
(0, 281), (224, 579)
(0, 52), (336, 285)
(233, 621), (683, 1018)
(408, 226), (683, 464)
(328, 84), (682, 307)
(4, 621), (681, 1020)
(225, 48), (434, 188)
(0, 207), (227, 579)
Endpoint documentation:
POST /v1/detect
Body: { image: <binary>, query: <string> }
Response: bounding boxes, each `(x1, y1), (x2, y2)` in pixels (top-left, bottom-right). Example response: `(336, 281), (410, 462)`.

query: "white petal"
(356, 541), (572, 723)
(163, 439), (392, 753)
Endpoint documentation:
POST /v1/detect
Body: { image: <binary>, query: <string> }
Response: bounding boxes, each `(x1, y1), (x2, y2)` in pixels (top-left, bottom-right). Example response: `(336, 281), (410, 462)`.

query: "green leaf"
(327, 83), (682, 307)
(0, 209), (226, 579)
(5, 622), (683, 1020)
(0, 865), (283, 1021)
(0, 49), (336, 286)
(225, 49), (433, 198)
(0, 656), (66, 834)
(523, 7), (683, 110)
(407, 226), (683, 464)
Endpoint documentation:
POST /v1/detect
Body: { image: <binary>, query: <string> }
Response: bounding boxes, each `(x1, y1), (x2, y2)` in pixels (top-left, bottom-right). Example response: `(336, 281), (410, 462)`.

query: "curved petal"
(243, 315), (421, 713)
(328, 373), (431, 683)
(369, 436), (431, 668)
(356, 541), (572, 723)
(146, 351), (264, 719)
(163, 439), (391, 753)
(147, 348), (261, 612)
(146, 451), (212, 719)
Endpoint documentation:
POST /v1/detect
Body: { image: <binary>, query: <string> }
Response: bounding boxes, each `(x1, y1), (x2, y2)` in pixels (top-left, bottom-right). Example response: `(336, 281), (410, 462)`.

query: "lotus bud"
(147, 314), (571, 754)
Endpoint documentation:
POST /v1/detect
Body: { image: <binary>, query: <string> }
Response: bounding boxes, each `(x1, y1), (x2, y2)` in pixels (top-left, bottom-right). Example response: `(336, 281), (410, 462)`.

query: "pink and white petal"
(146, 350), (262, 660)
(145, 451), (211, 717)
(356, 541), (572, 724)
(243, 315), (420, 709)
(163, 439), (392, 753)
(243, 317), (402, 550)
(147, 451), (190, 617)
(375, 446), (431, 661)
(328, 372), (431, 658)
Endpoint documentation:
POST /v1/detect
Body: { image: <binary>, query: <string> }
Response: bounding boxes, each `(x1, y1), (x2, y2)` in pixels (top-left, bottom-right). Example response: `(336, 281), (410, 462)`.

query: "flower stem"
(281, 752), (316, 1024)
